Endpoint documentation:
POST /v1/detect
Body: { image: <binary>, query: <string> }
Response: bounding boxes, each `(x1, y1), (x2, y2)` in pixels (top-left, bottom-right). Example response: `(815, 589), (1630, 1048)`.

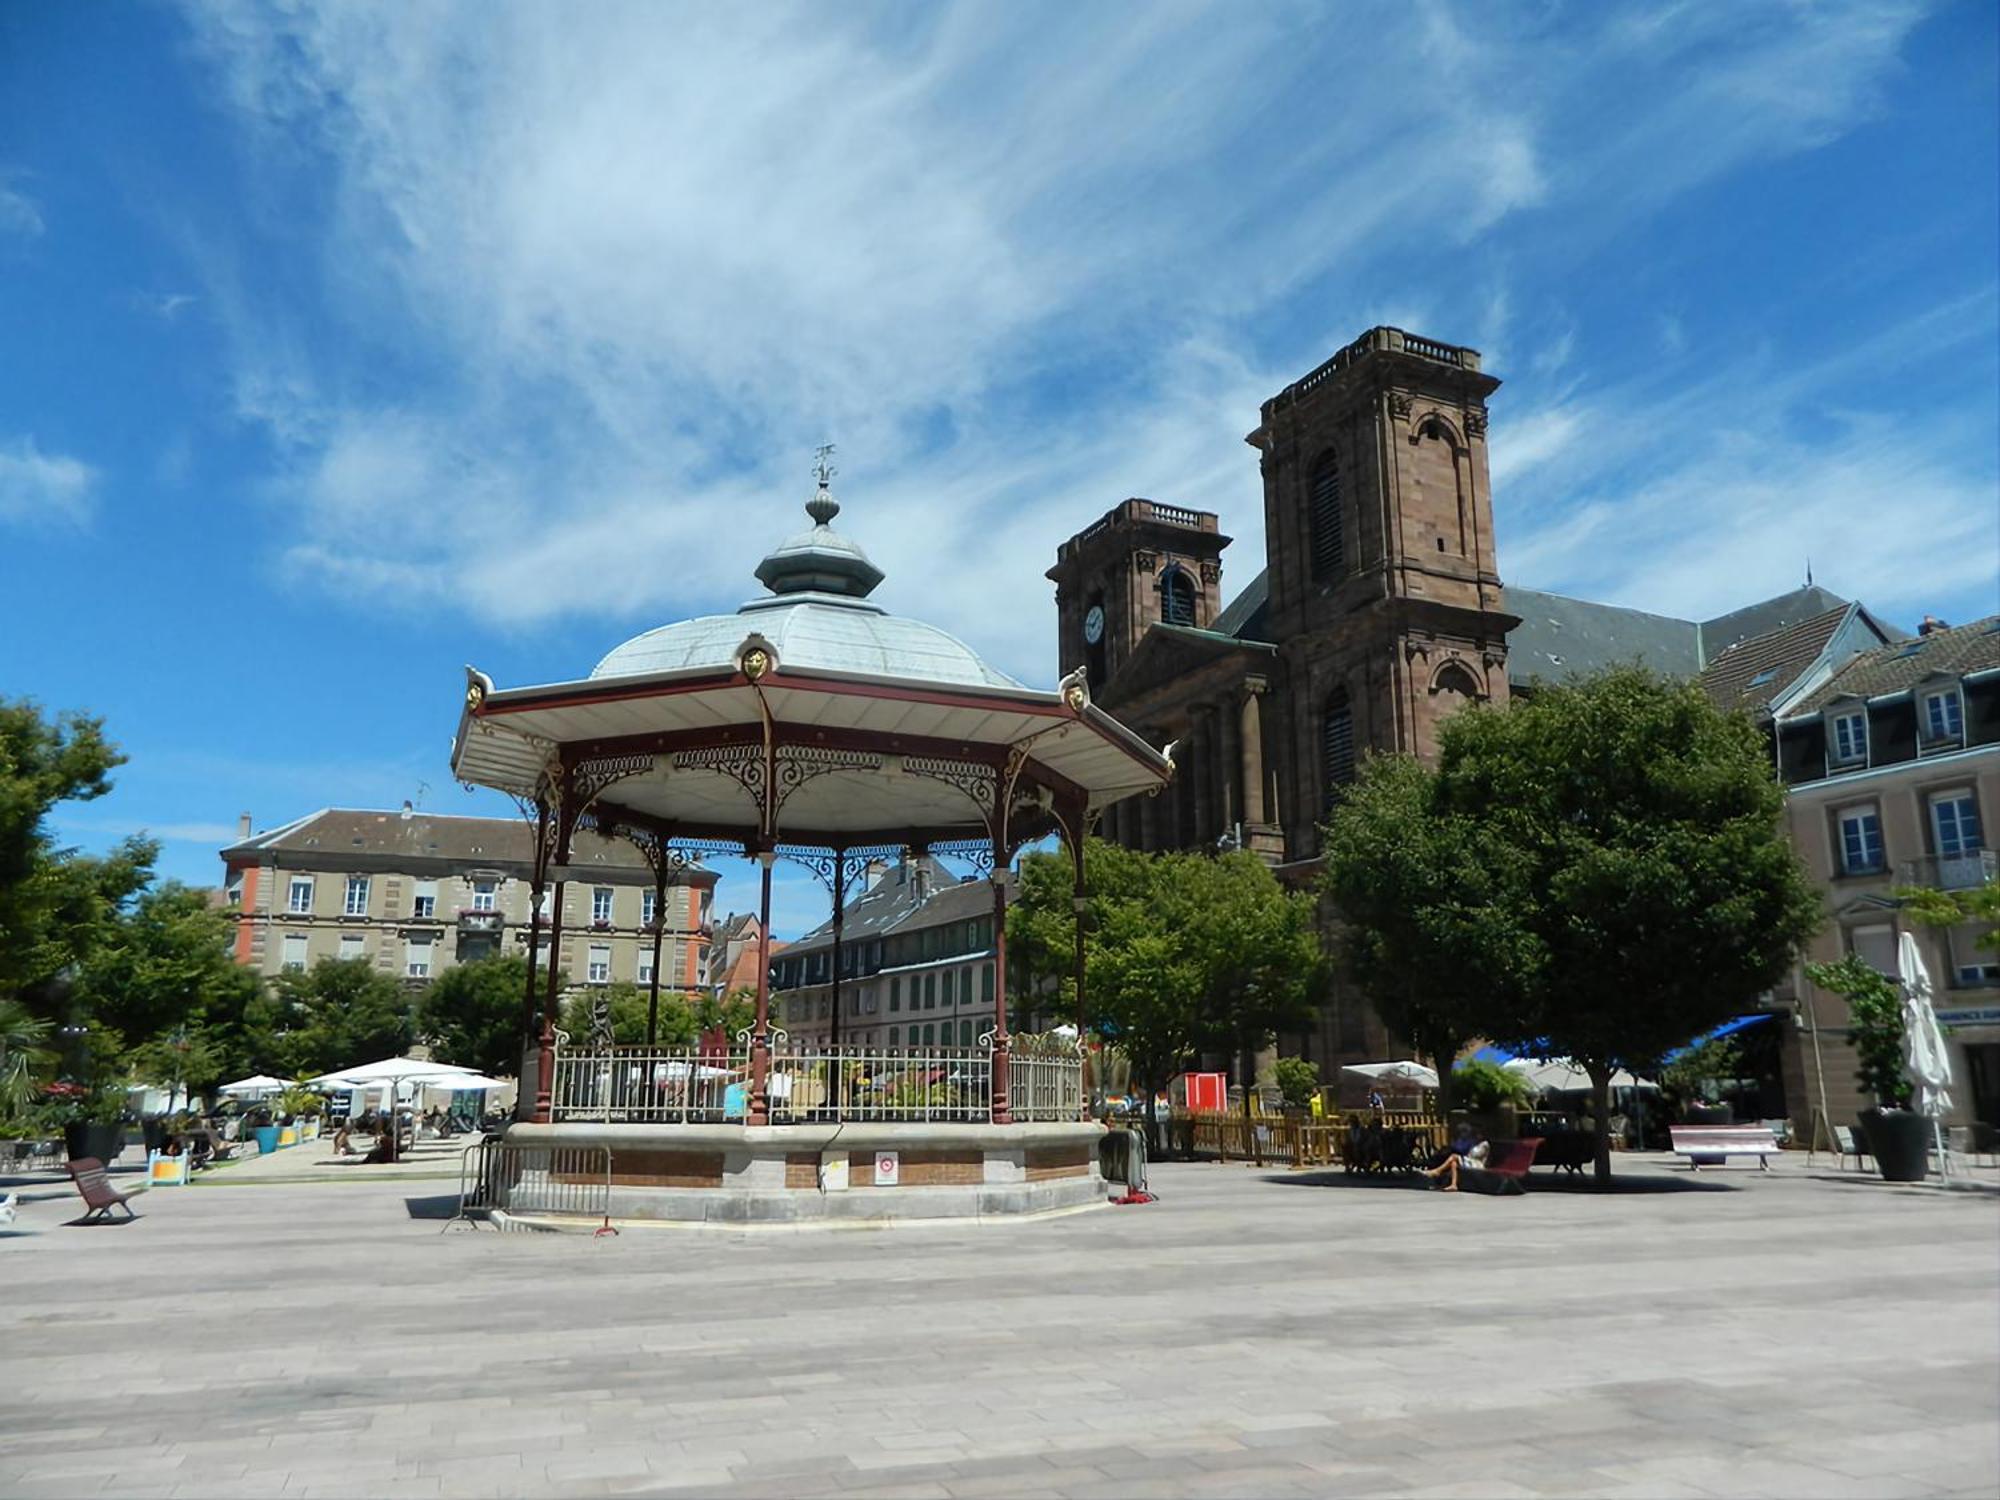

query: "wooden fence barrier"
(1182, 1110), (1446, 1169)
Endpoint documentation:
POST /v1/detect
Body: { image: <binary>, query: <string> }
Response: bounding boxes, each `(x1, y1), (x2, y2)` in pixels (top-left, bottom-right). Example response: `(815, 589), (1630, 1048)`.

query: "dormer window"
(1922, 686), (1963, 745)
(1830, 710), (1868, 765)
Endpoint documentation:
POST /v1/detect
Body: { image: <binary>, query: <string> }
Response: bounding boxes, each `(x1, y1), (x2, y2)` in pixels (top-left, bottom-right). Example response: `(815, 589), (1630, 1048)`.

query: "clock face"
(1083, 604), (1106, 645)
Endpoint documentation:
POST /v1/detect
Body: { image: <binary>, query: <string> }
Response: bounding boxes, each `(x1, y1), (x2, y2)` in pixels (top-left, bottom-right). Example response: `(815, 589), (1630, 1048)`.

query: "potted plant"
(46, 1083), (129, 1165)
(1450, 1058), (1532, 1142)
(275, 1083), (324, 1144)
(1807, 955), (1928, 1182)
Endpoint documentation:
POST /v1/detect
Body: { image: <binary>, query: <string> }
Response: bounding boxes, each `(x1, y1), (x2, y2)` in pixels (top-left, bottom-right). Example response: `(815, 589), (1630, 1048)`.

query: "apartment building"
(703, 911), (784, 997)
(220, 806), (717, 991)
(1772, 616), (2000, 1131)
(771, 858), (1005, 1050)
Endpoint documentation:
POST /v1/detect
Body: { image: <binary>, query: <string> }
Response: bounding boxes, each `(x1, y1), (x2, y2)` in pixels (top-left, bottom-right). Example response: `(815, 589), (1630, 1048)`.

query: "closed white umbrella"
(1897, 931), (1953, 1176)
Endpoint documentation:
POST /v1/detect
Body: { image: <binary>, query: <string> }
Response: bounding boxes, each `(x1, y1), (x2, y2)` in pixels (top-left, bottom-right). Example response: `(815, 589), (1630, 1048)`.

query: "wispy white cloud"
(173, 0), (1969, 683)
(132, 290), (199, 321)
(0, 435), (97, 525)
(0, 172), (43, 238)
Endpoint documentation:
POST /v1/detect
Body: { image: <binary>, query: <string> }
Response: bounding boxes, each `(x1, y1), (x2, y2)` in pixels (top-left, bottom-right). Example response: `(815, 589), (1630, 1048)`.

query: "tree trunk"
(1590, 1064), (1613, 1186)
(1143, 1082), (1161, 1162)
(1430, 1032), (1461, 1121)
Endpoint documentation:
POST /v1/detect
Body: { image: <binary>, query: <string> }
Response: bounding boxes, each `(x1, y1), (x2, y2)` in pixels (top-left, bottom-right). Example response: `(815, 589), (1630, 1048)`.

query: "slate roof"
(1503, 587), (1702, 685)
(1790, 615), (2000, 716)
(1699, 585), (1871, 656)
(1698, 605), (1851, 718)
(1211, 570), (1273, 642)
(785, 858), (1008, 957)
(221, 808), (717, 884)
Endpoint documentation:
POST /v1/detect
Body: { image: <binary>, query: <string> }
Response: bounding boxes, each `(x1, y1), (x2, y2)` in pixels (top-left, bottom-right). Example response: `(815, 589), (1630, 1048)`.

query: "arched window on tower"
(1159, 566), (1197, 627)
(1309, 451), (1344, 581)
(1322, 691), (1355, 807)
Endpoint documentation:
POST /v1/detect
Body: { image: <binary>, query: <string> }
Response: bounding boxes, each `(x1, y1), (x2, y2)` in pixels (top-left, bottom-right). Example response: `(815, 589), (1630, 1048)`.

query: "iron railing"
(546, 1041), (1084, 1124)
(1899, 848), (1996, 891)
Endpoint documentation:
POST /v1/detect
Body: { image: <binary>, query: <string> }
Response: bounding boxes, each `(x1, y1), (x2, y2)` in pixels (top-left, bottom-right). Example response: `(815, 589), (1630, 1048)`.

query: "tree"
(271, 959), (418, 1076)
(1320, 754), (1540, 1119)
(558, 983), (758, 1050)
(1434, 668), (1823, 1183)
(1010, 839), (1322, 1151)
(424, 956), (545, 1075)
(70, 882), (265, 1090)
(0, 700), (131, 1012)
(0, 997), (53, 1116)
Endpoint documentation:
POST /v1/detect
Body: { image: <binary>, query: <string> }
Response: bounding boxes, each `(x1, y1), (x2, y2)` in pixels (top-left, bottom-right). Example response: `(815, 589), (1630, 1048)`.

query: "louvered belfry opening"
(1309, 452), (1344, 580)
(1322, 692), (1355, 806)
(1160, 567), (1197, 627)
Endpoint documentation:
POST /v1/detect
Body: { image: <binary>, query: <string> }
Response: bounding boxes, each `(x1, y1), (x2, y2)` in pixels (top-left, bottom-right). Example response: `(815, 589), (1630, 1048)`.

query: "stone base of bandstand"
(497, 1120), (1110, 1226)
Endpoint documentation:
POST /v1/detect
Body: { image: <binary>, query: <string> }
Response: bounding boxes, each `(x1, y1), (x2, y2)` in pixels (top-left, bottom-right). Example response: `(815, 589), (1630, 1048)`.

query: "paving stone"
(0, 1157), (1993, 1498)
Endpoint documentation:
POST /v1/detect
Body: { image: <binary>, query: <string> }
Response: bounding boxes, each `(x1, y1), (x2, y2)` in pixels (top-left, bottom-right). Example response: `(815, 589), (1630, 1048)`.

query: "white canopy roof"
(1342, 1060), (1440, 1088)
(308, 1056), (486, 1088)
(218, 1074), (293, 1097)
(1502, 1058), (1656, 1094)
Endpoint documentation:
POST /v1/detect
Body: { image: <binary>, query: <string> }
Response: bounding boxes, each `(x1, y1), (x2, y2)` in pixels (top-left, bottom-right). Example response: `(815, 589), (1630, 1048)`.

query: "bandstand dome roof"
(591, 480), (1022, 690)
(451, 466), (1173, 840)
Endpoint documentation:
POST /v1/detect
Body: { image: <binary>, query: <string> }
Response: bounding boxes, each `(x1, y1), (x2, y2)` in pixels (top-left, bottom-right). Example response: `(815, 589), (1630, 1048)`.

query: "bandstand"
(449, 462), (1173, 1223)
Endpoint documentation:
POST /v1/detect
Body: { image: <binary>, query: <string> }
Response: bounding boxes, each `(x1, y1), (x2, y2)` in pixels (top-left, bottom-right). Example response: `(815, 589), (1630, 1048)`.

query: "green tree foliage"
(1443, 669), (1821, 1181)
(1273, 1056), (1320, 1109)
(0, 700), (136, 1011)
(71, 882), (265, 1090)
(1804, 953), (1909, 1108)
(1010, 838), (1323, 1148)
(0, 997), (54, 1115)
(1319, 754), (1540, 1118)
(271, 958), (418, 1076)
(1449, 1057), (1535, 1112)
(560, 982), (760, 1050)
(423, 955), (540, 1074)
(1321, 669), (1822, 1184)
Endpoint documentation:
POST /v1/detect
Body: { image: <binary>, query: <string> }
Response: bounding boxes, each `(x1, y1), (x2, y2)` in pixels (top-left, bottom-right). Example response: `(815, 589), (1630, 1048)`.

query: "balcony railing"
(1898, 848), (1997, 891)
(457, 908), (504, 933)
(548, 1041), (1083, 1125)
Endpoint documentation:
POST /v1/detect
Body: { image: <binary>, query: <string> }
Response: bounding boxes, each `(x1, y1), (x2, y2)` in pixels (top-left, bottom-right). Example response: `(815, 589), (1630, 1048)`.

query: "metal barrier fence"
(547, 1043), (1083, 1125)
(457, 1139), (612, 1219)
(1183, 1110), (1446, 1168)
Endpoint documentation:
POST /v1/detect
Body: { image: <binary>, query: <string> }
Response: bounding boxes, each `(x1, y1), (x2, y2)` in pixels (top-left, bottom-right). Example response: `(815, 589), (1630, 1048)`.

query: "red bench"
(67, 1157), (138, 1223)
(1457, 1137), (1542, 1195)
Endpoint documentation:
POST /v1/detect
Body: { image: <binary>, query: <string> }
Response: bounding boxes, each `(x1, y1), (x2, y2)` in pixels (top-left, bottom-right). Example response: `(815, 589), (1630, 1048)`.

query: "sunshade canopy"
(308, 1056), (486, 1088)
(1342, 1060), (1440, 1088)
(218, 1074), (293, 1096)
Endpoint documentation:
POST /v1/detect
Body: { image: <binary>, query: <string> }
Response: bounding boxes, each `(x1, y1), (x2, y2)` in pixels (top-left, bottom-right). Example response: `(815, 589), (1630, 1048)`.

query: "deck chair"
(1834, 1125), (1870, 1171)
(66, 1157), (138, 1223)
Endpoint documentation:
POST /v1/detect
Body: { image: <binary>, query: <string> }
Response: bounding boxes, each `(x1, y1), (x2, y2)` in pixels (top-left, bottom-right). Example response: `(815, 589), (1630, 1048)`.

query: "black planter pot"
(63, 1121), (127, 1165)
(1684, 1103), (1735, 1125)
(1859, 1107), (1931, 1182)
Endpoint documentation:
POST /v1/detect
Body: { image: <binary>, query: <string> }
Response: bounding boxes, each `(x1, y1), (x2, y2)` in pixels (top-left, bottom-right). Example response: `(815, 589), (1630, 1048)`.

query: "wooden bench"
(66, 1157), (138, 1223)
(1669, 1125), (1778, 1171)
(1456, 1138), (1542, 1195)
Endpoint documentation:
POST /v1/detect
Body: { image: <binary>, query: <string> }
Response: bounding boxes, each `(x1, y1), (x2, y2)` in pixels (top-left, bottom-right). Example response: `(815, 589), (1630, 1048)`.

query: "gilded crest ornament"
(742, 647), (771, 680)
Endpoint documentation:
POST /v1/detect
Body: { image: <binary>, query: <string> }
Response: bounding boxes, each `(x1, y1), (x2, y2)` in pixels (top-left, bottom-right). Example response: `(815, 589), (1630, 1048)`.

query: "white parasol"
(1897, 930), (1954, 1175)
(1342, 1060), (1440, 1089)
(218, 1074), (294, 1099)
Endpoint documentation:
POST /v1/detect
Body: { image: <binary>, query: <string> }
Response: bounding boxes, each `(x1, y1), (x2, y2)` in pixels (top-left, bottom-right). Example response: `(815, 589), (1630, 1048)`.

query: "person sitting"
(332, 1121), (356, 1157)
(1421, 1125), (1488, 1191)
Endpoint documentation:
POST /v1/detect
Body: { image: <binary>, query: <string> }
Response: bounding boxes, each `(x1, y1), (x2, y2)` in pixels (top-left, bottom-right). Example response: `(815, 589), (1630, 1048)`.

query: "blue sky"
(3, 1), (1996, 939)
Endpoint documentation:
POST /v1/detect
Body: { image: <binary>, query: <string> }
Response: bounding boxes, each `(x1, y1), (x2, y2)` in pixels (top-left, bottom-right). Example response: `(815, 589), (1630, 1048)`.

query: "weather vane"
(813, 443), (837, 489)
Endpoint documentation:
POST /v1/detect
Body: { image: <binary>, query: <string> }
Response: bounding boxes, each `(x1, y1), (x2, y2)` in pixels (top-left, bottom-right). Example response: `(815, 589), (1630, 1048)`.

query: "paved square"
(2, 1155), (1995, 1498)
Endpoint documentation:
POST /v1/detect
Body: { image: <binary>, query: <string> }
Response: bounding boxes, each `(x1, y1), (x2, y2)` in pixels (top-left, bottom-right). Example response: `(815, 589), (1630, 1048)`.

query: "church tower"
(1047, 499), (1230, 694)
(1245, 327), (1518, 859)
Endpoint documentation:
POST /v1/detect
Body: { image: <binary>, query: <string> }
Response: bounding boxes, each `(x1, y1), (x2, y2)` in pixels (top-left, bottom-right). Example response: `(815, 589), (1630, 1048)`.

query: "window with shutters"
(1309, 451), (1344, 580)
(1160, 567), (1197, 626)
(282, 933), (309, 972)
(1322, 693), (1356, 804)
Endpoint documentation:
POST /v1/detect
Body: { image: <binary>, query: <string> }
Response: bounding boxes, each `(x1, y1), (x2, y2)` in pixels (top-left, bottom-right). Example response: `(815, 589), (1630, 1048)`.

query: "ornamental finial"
(808, 443), (839, 526)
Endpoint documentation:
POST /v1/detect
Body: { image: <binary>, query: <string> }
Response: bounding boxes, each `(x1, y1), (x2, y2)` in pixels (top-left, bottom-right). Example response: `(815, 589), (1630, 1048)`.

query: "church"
(1048, 325), (1881, 1073)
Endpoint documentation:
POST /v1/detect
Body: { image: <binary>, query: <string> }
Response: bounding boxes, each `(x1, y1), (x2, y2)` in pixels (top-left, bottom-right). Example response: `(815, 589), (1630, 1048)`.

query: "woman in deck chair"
(1421, 1125), (1488, 1191)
